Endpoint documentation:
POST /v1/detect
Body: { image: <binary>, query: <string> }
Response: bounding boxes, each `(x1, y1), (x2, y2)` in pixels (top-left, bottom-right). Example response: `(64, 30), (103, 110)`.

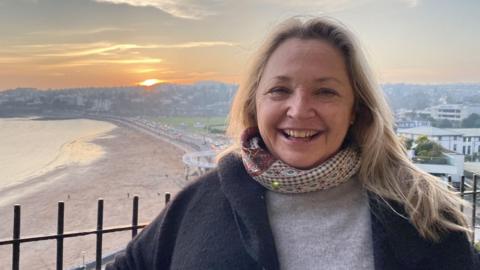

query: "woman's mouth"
(281, 129), (322, 141)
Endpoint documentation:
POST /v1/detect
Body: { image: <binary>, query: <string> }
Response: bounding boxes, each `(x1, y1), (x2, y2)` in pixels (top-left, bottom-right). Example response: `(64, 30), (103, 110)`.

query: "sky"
(0, 0), (478, 90)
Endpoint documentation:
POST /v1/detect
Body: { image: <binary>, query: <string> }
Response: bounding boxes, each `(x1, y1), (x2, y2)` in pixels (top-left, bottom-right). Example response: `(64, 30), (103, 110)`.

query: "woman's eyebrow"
(269, 76), (343, 85)
(314, 77), (343, 85)
(269, 75), (291, 83)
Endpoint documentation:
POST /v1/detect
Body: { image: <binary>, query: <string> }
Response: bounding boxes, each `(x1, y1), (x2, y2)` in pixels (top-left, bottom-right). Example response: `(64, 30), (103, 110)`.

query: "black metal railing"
(0, 175), (479, 270)
(0, 192), (171, 270)
(448, 175), (479, 241)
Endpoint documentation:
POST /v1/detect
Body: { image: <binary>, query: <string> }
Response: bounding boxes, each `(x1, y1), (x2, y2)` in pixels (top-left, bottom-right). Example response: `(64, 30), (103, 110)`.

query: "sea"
(0, 117), (116, 190)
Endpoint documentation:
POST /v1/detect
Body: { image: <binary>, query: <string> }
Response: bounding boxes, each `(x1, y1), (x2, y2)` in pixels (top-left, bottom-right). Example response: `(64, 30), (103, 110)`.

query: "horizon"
(3, 80), (480, 92)
(1, 0), (479, 89)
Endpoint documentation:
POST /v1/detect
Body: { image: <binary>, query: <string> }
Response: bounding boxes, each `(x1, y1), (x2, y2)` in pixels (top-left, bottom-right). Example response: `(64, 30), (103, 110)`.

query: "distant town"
(0, 81), (237, 117)
(3, 81), (480, 182)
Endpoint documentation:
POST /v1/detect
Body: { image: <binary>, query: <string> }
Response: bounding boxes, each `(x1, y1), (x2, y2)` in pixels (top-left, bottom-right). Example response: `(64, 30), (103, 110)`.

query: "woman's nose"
(286, 92), (316, 119)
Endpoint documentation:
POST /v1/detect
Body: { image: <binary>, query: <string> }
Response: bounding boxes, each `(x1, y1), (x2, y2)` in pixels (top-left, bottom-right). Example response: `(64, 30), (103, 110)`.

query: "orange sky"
(0, 0), (479, 90)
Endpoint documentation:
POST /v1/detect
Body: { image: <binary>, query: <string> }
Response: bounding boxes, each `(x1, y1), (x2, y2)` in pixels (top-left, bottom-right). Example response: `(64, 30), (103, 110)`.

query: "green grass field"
(153, 116), (228, 134)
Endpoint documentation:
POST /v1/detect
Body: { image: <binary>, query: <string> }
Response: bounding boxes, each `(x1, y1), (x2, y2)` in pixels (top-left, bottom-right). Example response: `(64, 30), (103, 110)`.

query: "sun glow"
(139, 79), (163, 86)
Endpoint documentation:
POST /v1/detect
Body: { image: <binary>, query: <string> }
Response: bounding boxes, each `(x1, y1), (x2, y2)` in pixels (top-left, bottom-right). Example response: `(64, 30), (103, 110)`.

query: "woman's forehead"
(260, 38), (350, 86)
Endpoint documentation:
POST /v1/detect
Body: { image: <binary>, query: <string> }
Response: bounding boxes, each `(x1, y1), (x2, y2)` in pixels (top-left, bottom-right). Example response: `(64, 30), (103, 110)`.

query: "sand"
(0, 121), (186, 270)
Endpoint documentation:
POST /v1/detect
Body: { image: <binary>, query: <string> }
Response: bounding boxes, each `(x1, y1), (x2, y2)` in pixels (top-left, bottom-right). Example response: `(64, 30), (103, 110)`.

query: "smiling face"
(255, 38), (355, 169)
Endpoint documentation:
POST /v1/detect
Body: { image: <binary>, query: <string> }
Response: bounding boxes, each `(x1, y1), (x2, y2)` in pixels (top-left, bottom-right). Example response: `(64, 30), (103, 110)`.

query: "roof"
(448, 128), (480, 137)
(397, 126), (462, 136)
(464, 162), (480, 175)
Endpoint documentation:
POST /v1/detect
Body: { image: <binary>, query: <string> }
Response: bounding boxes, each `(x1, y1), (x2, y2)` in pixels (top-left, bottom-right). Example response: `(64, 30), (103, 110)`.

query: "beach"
(0, 120), (186, 269)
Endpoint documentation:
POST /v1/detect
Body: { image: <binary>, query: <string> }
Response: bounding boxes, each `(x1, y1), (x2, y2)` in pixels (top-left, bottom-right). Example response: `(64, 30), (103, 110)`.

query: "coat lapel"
(218, 153), (280, 270)
(369, 195), (433, 270)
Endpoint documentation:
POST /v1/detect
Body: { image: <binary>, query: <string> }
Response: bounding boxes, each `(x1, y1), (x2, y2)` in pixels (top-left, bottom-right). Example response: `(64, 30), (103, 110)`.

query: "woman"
(107, 17), (479, 270)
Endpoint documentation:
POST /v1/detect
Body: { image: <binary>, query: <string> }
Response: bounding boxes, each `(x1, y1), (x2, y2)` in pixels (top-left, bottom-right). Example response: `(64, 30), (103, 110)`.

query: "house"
(397, 126), (463, 153)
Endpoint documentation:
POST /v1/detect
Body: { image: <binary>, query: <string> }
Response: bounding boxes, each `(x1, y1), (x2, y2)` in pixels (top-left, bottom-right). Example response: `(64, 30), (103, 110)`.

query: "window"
(463, 146), (466, 154)
(468, 146), (471, 154)
(454, 144), (457, 151)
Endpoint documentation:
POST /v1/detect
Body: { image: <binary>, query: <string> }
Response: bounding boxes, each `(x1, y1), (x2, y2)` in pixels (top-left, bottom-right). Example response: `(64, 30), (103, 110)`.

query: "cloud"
(155, 41), (235, 48)
(133, 68), (158, 73)
(27, 27), (133, 36)
(132, 68), (176, 74)
(9, 41), (234, 58)
(0, 40), (235, 69)
(93, 0), (221, 20)
(0, 56), (31, 63)
(33, 43), (157, 57)
(37, 57), (163, 69)
(400, 0), (419, 8)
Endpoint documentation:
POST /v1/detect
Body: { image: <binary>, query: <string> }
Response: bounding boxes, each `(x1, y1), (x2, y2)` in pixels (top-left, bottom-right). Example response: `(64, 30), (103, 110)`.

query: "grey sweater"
(266, 178), (374, 270)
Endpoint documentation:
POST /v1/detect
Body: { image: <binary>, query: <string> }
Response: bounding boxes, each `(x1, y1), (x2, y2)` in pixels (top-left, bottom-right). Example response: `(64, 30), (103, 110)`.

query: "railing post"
(448, 175), (452, 190)
(56, 201), (65, 270)
(12, 204), (21, 270)
(460, 176), (465, 212)
(472, 175), (477, 242)
(165, 192), (171, 205)
(96, 199), (104, 270)
(132, 196), (139, 238)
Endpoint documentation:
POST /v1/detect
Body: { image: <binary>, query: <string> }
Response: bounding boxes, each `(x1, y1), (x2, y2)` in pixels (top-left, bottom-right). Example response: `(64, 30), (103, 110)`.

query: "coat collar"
(217, 153), (471, 270)
(218, 153), (280, 270)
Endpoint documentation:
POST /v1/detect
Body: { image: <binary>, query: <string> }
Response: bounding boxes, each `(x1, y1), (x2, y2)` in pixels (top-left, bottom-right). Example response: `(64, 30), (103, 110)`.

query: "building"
(449, 128), (480, 156)
(413, 152), (464, 182)
(397, 126), (463, 153)
(397, 126), (480, 157)
(395, 120), (431, 129)
(397, 127), (465, 182)
(428, 104), (480, 122)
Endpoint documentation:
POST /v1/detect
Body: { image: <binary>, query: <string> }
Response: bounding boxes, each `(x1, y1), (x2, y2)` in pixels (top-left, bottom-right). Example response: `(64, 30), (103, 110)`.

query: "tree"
(414, 136), (443, 158)
(398, 136), (414, 150)
(461, 113), (480, 128)
(405, 138), (413, 150)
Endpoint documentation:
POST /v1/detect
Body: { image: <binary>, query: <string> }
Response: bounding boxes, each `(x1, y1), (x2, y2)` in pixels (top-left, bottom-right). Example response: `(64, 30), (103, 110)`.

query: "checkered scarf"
(241, 127), (361, 193)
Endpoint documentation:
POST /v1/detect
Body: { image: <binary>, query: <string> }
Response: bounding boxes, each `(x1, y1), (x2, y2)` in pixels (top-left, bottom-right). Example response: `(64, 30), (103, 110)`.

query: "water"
(0, 117), (116, 190)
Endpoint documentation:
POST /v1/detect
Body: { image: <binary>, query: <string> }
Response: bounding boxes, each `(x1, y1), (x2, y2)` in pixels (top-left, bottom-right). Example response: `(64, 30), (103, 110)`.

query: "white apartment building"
(397, 126), (463, 153)
(449, 128), (480, 156)
(428, 104), (480, 121)
(397, 126), (480, 156)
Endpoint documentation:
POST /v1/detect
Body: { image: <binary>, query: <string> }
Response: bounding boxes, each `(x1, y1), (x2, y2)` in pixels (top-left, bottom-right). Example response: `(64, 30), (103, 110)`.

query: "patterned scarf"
(241, 127), (361, 194)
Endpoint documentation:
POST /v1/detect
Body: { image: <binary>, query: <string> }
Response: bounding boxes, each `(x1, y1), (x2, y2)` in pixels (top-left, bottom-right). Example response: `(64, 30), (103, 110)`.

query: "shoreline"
(0, 114), (200, 195)
(0, 117), (187, 269)
(0, 117), (117, 190)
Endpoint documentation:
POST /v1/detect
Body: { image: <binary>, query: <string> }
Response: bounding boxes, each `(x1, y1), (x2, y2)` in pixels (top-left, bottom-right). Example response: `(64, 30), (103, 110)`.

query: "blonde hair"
(222, 17), (470, 241)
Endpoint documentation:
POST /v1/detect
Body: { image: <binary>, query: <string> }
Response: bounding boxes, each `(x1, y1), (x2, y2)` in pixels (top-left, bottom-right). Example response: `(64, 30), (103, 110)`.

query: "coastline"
(0, 118), (186, 269)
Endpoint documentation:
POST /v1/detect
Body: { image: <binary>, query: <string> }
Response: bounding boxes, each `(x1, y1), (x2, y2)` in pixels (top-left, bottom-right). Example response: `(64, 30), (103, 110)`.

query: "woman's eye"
(315, 88), (338, 96)
(266, 87), (290, 96)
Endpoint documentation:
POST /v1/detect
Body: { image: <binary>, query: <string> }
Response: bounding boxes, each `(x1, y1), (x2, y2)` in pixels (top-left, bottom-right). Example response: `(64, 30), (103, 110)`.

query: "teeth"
(284, 129), (317, 138)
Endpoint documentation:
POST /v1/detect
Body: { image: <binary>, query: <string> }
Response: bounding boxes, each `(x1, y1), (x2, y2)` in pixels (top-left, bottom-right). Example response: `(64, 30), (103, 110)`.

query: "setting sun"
(139, 79), (163, 87)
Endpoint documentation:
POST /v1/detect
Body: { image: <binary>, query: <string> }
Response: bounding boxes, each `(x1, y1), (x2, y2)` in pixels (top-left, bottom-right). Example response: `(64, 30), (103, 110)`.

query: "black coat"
(107, 154), (480, 270)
